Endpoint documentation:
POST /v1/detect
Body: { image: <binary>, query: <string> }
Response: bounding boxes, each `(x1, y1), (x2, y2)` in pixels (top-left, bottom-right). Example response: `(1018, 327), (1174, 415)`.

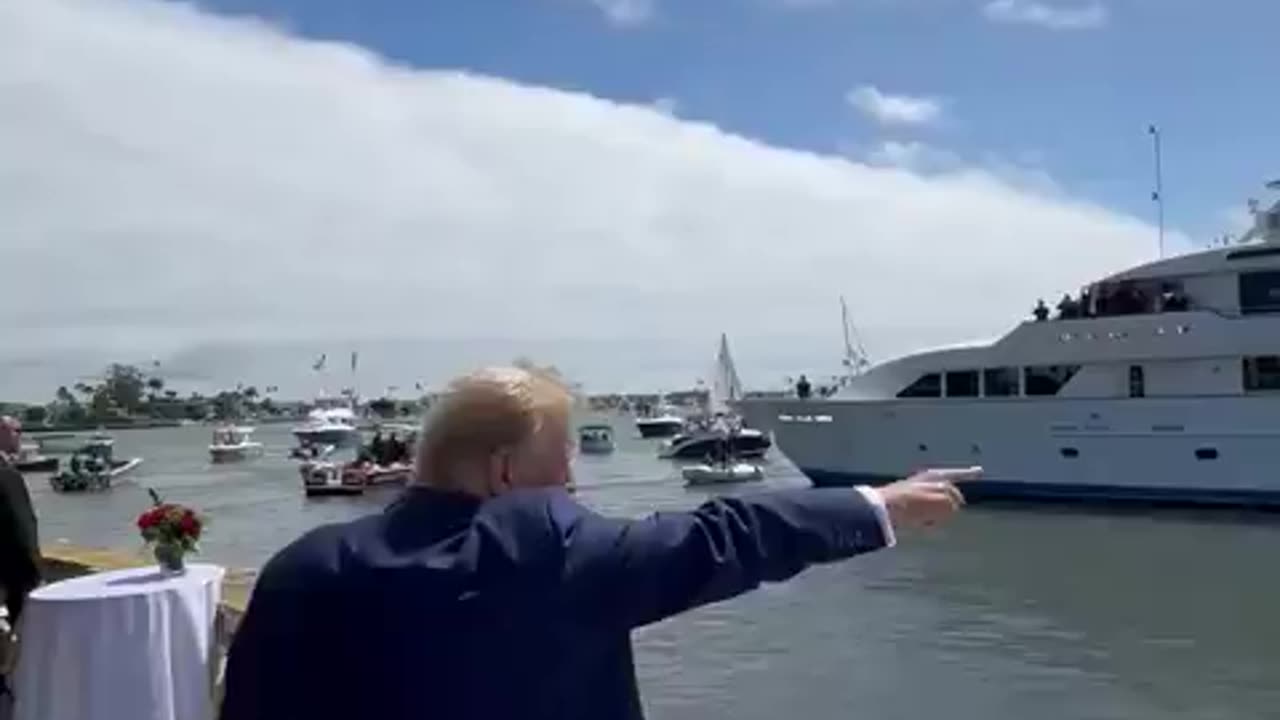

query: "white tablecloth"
(12, 563), (225, 720)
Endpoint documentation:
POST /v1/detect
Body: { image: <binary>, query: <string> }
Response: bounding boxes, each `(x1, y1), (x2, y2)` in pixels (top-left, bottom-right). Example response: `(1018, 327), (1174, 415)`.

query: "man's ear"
(485, 450), (513, 497)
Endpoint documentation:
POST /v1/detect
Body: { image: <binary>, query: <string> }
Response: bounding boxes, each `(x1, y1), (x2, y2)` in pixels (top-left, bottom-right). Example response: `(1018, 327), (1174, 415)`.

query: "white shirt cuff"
(854, 485), (896, 549)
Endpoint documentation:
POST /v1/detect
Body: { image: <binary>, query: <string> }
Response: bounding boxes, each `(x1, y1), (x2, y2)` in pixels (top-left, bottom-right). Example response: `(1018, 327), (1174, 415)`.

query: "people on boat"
(796, 375), (812, 399)
(1056, 293), (1080, 319)
(383, 432), (407, 465)
(1032, 298), (1049, 322)
(367, 431), (385, 465)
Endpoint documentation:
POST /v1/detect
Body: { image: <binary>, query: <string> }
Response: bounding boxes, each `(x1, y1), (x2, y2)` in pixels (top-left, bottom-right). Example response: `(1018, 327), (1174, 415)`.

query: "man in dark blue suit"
(221, 368), (977, 720)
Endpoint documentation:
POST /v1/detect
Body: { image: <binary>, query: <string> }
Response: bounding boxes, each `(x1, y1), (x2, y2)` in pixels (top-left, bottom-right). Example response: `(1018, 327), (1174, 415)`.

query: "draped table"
(12, 563), (224, 720)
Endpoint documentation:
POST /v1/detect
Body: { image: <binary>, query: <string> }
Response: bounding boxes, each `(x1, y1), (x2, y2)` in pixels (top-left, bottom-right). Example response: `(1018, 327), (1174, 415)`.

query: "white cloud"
(859, 140), (963, 174)
(846, 85), (943, 128)
(981, 0), (1108, 30)
(0, 0), (1160, 399)
(650, 96), (680, 116)
(588, 0), (655, 26)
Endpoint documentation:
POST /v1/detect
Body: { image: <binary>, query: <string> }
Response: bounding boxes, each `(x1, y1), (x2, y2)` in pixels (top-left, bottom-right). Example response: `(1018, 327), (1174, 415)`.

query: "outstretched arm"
(558, 469), (976, 630)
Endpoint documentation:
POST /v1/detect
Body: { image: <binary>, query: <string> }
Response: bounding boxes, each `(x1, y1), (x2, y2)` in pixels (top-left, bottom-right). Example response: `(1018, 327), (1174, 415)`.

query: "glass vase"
(153, 541), (186, 575)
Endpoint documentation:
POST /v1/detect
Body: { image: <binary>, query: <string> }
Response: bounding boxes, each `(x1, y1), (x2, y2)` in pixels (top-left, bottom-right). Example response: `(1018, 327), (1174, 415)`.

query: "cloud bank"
(0, 0), (1156, 399)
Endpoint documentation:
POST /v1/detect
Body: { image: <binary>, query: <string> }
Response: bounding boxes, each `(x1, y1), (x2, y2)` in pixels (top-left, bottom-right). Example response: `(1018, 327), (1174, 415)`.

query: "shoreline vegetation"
(2, 359), (784, 434)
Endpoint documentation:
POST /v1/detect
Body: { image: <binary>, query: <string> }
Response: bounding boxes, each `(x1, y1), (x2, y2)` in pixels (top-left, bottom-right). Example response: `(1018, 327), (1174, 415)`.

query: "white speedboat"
(740, 181), (1280, 508)
(13, 442), (58, 473)
(578, 424), (616, 454)
(636, 397), (686, 438)
(209, 425), (264, 463)
(292, 397), (361, 448)
(23, 432), (82, 454)
(682, 462), (764, 486)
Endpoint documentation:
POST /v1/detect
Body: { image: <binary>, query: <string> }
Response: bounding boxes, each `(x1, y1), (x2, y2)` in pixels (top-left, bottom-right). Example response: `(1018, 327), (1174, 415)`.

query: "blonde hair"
(415, 366), (572, 488)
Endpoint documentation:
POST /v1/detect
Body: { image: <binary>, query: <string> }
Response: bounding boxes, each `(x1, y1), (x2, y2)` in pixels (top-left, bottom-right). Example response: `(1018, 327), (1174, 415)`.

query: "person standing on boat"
(366, 430), (385, 466)
(0, 417), (41, 708)
(221, 367), (977, 720)
(796, 374), (812, 399)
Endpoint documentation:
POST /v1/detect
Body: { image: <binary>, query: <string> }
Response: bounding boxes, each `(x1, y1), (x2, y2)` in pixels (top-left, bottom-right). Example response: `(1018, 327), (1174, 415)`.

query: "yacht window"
(897, 373), (941, 398)
(983, 367), (1020, 397)
(1024, 365), (1081, 396)
(1238, 270), (1280, 315)
(1128, 365), (1145, 398)
(945, 370), (979, 398)
(1243, 356), (1280, 391)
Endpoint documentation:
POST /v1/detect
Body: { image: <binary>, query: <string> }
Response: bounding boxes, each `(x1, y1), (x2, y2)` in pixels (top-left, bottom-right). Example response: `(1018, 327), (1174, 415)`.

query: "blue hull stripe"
(799, 469), (1280, 508)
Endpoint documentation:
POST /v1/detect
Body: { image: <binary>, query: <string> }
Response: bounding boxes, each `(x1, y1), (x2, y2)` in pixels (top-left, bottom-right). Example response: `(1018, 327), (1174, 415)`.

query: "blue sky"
(0, 0), (1256, 396)
(188, 0), (1277, 245)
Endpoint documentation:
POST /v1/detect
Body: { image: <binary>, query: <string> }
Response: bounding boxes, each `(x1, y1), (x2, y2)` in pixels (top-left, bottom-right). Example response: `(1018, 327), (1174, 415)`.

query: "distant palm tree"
(55, 385), (76, 406)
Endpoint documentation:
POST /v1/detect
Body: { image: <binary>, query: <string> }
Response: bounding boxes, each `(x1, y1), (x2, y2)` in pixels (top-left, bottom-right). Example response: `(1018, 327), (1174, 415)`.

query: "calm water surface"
(26, 421), (1280, 720)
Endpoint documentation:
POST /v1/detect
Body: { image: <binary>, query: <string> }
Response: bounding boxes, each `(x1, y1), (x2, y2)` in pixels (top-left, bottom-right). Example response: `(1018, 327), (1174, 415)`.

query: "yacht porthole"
(1195, 448), (1218, 460)
(1060, 447), (1079, 458)
(917, 443), (928, 452)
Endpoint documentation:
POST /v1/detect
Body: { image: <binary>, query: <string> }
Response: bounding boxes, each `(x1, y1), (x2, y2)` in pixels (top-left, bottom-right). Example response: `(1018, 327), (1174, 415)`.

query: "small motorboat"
(635, 397), (686, 438)
(300, 460), (363, 497)
(577, 424), (616, 454)
(49, 438), (143, 493)
(13, 443), (58, 473)
(682, 461), (764, 487)
(22, 432), (82, 454)
(659, 427), (771, 460)
(289, 442), (336, 460)
(301, 452), (412, 497)
(209, 425), (265, 463)
(346, 461), (413, 488)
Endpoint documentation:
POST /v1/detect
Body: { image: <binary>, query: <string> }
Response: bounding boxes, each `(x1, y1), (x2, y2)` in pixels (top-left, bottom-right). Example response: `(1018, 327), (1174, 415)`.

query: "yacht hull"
(293, 427), (361, 448)
(740, 396), (1280, 508)
(636, 419), (684, 438)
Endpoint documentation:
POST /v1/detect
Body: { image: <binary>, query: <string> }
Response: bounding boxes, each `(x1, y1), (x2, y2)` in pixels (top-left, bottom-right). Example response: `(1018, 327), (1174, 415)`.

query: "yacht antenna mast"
(1148, 124), (1165, 258)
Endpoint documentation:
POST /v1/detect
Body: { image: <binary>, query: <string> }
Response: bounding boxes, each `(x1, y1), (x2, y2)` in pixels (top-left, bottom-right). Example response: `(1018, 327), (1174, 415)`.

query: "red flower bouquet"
(137, 488), (205, 572)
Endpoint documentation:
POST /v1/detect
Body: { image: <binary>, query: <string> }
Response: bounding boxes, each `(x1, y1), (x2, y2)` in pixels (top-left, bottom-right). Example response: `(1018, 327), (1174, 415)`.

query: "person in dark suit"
(0, 416), (41, 709)
(0, 417), (40, 628)
(220, 368), (977, 720)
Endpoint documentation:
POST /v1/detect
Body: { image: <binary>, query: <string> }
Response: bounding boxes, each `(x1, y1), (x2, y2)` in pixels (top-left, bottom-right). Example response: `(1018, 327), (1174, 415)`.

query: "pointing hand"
(876, 466), (981, 529)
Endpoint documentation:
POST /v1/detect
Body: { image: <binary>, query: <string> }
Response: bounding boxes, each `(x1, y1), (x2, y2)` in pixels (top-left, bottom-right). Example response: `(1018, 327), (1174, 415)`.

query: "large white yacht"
(740, 186), (1280, 507)
(292, 396), (361, 448)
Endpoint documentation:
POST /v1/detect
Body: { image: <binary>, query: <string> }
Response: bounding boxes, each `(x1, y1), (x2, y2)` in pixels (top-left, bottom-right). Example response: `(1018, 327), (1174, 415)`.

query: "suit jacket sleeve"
(0, 465), (42, 592)
(554, 487), (890, 630)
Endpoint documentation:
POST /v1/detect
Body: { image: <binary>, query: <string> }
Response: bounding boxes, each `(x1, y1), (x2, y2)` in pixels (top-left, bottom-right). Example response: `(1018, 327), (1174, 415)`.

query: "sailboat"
(839, 296), (871, 387)
(661, 334), (772, 460)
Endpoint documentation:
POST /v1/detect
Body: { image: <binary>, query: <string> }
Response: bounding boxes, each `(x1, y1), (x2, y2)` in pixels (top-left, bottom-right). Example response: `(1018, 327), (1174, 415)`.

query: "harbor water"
(26, 421), (1280, 720)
